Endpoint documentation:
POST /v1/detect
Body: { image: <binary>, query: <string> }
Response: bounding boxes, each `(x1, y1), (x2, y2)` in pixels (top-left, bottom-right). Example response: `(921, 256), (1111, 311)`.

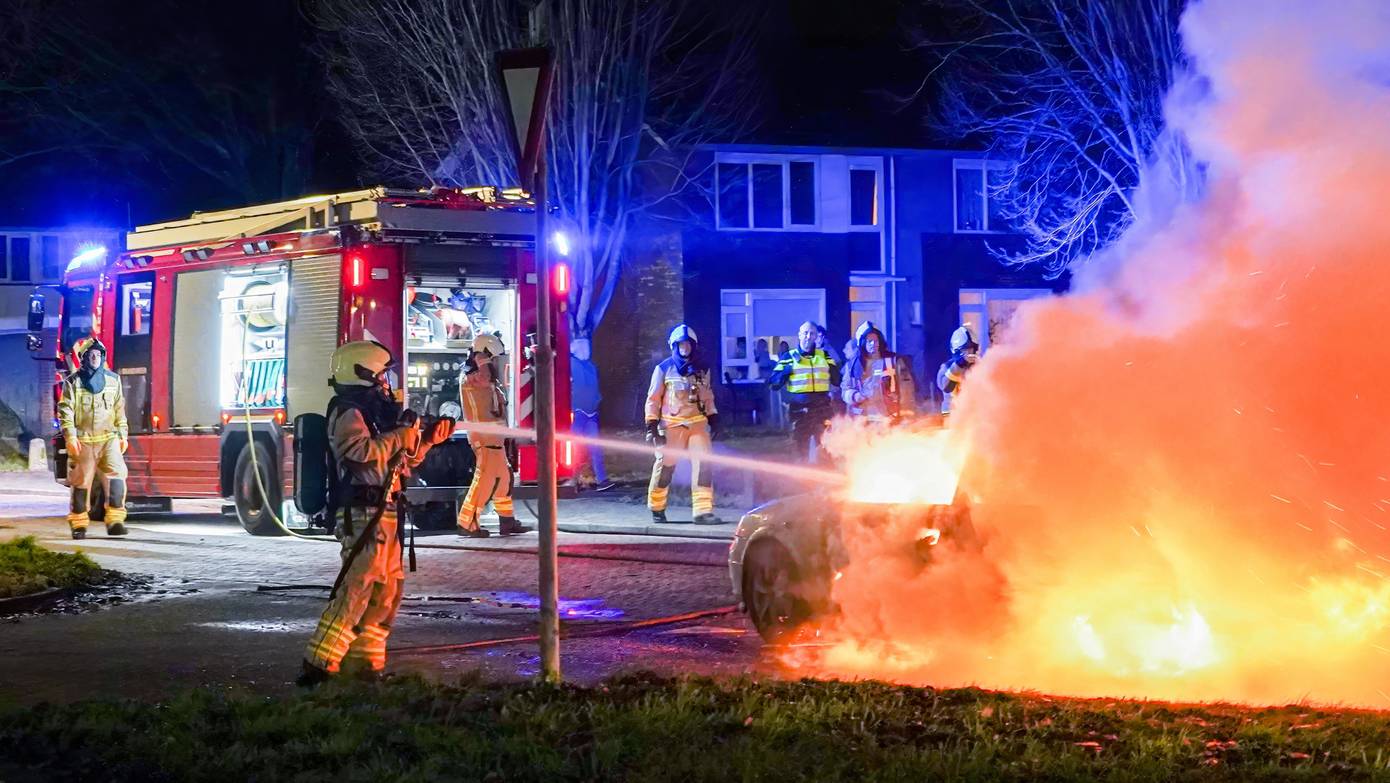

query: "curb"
(556, 522), (736, 541)
(0, 586), (76, 614)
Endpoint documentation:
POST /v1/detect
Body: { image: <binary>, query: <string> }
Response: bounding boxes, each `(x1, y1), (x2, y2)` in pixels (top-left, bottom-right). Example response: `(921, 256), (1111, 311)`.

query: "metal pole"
(533, 147), (562, 682)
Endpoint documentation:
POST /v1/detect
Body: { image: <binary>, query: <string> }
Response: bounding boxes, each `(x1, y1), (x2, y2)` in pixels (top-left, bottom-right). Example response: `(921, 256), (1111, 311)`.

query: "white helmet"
(668, 324), (697, 348)
(471, 332), (505, 357)
(950, 326), (978, 353)
(330, 340), (394, 387)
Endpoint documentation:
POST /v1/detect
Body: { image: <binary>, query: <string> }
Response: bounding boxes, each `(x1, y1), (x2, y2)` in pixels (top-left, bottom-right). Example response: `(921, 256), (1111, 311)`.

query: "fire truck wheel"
(234, 441), (285, 537)
(742, 539), (810, 644)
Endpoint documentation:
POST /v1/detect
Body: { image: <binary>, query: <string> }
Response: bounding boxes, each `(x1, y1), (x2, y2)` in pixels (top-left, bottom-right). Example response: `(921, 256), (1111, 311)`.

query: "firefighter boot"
(71, 527), (86, 540)
(457, 525), (491, 538)
(693, 513), (724, 526)
(651, 510), (673, 524)
(106, 522), (128, 536)
(296, 659), (333, 688)
(498, 516), (532, 536)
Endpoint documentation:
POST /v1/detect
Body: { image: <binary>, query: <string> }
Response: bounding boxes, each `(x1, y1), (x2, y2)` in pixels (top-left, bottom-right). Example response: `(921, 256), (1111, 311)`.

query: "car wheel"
(234, 441), (285, 537)
(742, 539), (809, 643)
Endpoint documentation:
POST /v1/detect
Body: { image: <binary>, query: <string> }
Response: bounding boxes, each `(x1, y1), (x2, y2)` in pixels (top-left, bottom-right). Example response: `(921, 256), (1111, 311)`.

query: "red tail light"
(351, 256), (363, 288)
(553, 263), (570, 297)
(563, 439), (573, 467)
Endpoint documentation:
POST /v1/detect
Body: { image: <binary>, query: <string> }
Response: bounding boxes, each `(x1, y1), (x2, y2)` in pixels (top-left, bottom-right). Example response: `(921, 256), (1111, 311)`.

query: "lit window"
(121, 281), (153, 336)
(719, 288), (825, 380)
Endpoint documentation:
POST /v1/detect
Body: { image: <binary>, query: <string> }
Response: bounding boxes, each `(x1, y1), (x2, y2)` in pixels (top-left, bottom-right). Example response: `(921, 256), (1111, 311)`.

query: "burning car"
(729, 491), (978, 643)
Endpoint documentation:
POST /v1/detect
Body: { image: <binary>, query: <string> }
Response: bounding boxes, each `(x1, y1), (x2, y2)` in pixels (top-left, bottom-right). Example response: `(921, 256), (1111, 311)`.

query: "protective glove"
(119, 438), (129, 454)
(399, 420), (423, 454)
(66, 439), (82, 458)
(706, 413), (720, 441)
(425, 418), (455, 446)
(644, 420), (665, 447)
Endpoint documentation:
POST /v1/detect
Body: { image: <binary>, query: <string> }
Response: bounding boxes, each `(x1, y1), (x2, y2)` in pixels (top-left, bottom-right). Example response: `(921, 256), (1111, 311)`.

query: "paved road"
(0, 476), (771, 706)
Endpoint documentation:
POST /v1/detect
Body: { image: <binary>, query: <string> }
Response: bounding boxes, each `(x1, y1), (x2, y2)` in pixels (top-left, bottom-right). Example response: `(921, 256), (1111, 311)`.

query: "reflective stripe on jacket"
(645, 359), (716, 427)
(330, 406), (426, 496)
(768, 349), (840, 404)
(842, 353), (916, 419)
(461, 367), (507, 449)
(57, 371), (127, 444)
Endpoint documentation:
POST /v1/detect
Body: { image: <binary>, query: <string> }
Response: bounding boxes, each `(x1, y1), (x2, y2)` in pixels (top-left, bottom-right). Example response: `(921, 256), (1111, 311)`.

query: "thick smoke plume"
(815, 0), (1390, 705)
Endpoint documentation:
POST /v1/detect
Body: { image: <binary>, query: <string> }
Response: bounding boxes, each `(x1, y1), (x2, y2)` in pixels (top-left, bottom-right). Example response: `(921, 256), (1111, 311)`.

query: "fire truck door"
(112, 272), (156, 486)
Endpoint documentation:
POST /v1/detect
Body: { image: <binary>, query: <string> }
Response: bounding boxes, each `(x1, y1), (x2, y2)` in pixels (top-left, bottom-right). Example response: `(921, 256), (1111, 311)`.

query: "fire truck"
(48, 186), (573, 535)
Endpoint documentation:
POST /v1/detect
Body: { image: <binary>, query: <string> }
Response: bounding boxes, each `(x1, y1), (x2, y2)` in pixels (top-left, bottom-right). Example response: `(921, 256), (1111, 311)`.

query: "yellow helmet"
(74, 336), (107, 359)
(329, 340), (394, 387)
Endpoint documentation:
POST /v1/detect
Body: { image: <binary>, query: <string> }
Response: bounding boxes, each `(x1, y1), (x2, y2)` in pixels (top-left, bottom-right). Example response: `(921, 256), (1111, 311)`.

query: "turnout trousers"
(66, 438), (128, 532)
(457, 444), (514, 531)
(304, 506), (404, 674)
(648, 419), (714, 517)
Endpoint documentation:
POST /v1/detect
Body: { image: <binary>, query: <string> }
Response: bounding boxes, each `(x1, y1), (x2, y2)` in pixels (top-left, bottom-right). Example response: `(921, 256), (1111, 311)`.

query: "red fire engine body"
(53, 187), (572, 535)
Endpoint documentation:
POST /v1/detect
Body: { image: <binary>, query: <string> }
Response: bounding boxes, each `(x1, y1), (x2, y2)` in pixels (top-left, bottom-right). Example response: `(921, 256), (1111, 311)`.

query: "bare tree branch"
(922, 0), (1199, 275)
(312, 0), (764, 337)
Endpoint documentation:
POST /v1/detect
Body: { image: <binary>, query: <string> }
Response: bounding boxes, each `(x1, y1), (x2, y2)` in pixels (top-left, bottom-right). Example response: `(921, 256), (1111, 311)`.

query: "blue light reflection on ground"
(489, 591), (626, 621)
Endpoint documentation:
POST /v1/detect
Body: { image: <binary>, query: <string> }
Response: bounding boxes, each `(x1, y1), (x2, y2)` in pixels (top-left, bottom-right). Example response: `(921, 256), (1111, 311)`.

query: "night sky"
(0, 0), (939, 229)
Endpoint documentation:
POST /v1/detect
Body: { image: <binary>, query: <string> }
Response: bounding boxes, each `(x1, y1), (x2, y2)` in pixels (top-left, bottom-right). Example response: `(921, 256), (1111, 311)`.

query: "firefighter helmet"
(855, 320), (886, 344)
(950, 326), (978, 353)
(667, 324), (697, 349)
(74, 336), (107, 358)
(330, 340), (394, 387)
(471, 332), (505, 357)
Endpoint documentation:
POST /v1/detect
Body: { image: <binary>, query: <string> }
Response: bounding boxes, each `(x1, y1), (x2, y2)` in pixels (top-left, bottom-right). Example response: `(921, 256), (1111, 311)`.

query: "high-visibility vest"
(780, 351), (834, 394)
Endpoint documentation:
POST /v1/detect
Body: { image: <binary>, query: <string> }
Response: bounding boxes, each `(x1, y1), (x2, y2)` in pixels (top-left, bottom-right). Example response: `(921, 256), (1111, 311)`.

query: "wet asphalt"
(0, 484), (771, 706)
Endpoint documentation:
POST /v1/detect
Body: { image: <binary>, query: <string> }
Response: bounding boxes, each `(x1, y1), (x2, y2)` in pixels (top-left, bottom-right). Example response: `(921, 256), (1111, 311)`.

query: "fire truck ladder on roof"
(126, 187), (539, 253)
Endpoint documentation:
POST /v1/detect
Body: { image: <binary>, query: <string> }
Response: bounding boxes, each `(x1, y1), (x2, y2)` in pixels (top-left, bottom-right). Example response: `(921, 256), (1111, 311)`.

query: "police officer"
(769, 321), (841, 462)
(457, 333), (531, 537)
(936, 326), (979, 415)
(645, 324), (721, 525)
(58, 337), (128, 539)
(842, 321), (916, 423)
(301, 340), (454, 685)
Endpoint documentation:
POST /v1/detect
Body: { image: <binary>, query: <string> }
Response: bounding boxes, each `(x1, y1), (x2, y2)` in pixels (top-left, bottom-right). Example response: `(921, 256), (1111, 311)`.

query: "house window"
(716, 156), (817, 230)
(954, 159), (1010, 233)
(40, 235), (62, 281)
(849, 169), (878, 226)
(720, 288), (826, 380)
(8, 236), (31, 282)
(958, 288), (1052, 353)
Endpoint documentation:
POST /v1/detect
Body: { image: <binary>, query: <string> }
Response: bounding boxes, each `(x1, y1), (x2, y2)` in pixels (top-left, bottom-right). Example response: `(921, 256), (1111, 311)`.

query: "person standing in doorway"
(570, 336), (611, 490)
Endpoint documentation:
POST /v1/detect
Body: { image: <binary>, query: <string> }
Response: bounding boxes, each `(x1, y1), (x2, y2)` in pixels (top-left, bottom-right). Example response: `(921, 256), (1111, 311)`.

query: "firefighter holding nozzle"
(58, 337), (129, 539)
(456, 332), (531, 538)
(645, 324), (722, 525)
(842, 321), (916, 424)
(300, 340), (454, 685)
(936, 325), (979, 416)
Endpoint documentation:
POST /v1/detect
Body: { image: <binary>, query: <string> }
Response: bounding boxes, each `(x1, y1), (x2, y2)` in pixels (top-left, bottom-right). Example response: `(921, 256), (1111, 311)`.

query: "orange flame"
(786, 0), (1390, 707)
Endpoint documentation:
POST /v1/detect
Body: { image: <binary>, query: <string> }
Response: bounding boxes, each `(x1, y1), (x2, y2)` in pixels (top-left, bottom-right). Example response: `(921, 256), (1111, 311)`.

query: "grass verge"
(0, 536), (107, 599)
(4, 673), (1389, 781)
